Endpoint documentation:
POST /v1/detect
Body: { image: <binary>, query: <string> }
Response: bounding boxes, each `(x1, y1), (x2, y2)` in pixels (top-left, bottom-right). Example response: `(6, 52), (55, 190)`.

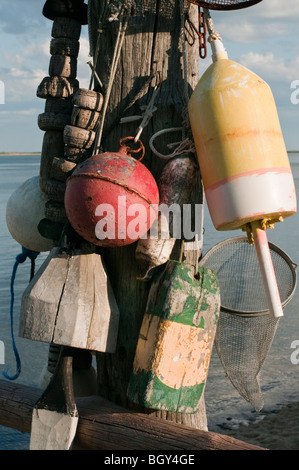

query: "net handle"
(199, 235), (297, 316)
(251, 222), (284, 319)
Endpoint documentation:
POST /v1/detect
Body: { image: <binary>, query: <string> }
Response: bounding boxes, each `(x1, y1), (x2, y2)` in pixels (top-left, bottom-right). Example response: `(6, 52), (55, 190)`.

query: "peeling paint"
(127, 261), (220, 413)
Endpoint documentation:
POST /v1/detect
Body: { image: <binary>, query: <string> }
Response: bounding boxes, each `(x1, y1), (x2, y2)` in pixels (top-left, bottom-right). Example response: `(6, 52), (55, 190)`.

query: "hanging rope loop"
(149, 128), (196, 160)
(3, 246), (40, 381)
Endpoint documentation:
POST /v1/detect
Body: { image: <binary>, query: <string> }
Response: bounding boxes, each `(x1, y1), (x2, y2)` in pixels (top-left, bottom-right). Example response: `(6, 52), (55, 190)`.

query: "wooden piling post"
(92, 1), (207, 430)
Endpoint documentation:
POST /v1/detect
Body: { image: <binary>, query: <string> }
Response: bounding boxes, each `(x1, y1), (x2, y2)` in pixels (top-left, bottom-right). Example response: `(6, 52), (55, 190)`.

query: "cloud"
(209, 0), (299, 45)
(3, 66), (46, 103)
(217, 21), (288, 44)
(259, 0), (299, 19)
(0, 107), (40, 117)
(240, 52), (299, 83)
(0, 0), (48, 35)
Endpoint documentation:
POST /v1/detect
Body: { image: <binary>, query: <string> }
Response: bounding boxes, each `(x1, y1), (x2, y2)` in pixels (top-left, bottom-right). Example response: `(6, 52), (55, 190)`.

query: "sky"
(0, 0), (298, 152)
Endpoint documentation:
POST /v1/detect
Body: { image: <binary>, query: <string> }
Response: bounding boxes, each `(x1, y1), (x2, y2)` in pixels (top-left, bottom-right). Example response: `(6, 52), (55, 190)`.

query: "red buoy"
(65, 138), (159, 247)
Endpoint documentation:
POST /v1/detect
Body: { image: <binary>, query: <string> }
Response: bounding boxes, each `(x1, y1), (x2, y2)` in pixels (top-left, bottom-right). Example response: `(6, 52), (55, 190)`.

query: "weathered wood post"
(90, 0), (208, 429)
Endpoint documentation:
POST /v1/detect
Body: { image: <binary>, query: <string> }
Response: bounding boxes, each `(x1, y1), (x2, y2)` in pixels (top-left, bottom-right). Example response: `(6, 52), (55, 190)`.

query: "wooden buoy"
(51, 17), (82, 40)
(20, 247), (120, 353)
(43, 0), (88, 25)
(49, 55), (77, 79)
(70, 107), (100, 131)
(72, 88), (104, 111)
(38, 112), (71, 131)
(64, 145), (91, 163)
(37, 76), (79, 99)
(135, 155), (198, 280)
(127, 260), (220, 413)
(44, 200), (67, 224)
(30, 346), (79, 451)
(39, 131), (65, 192)
(50, 157), (77, 182)
(6, 176), (53, 252)
(45, 178), (66, 203)
(50, 37), (80, 58)
(45, 97), (73, 115)
(63, 125), (95, 148)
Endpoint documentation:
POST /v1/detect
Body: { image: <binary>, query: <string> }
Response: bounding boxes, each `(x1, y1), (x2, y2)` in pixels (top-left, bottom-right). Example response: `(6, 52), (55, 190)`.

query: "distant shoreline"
(0, 152), (41, 156)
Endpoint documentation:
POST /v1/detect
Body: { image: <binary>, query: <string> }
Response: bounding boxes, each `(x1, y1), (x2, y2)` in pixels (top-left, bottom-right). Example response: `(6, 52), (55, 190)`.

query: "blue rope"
(3, 246), (40, 381)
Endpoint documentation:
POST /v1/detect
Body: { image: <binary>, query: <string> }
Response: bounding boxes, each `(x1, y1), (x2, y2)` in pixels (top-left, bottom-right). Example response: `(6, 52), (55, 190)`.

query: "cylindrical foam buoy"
(6, 176), (53, 252)
(188, 39), (296, 319)
(188, 41), (297, 231)
(64, 138), (159, 247)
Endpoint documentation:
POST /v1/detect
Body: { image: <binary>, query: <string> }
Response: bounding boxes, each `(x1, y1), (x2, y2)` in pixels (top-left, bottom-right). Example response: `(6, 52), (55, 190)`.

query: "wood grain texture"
(39, 130), (65, 192)
(127, 262), (220, 413)
(20, 249), (120, 353)
(94, 0), (207, 430)
(51, 17), (81, 40)
(0, 380), (266, 450)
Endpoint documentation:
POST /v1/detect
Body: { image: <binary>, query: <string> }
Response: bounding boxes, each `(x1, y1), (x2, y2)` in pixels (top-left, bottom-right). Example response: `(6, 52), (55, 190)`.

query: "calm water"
(0, 153), (298, 449)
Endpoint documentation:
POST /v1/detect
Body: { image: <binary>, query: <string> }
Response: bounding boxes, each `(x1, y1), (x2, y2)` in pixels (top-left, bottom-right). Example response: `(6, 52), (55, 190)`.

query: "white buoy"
(6, 176), (53, 253)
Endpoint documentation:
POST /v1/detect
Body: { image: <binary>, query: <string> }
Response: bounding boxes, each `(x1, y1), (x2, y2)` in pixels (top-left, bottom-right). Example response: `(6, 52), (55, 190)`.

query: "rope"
(203, 8), (221, 41)
(92, 2), (132, 154)
(149, 127), (196, 159)
(88, 1), (126, 87)
(3, 246), (39, 381)
(148, 1), (196, 160)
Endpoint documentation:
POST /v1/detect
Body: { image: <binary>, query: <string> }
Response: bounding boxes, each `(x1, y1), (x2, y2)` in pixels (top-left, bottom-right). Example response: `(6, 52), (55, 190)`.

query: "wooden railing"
(0, 380), (266, 450)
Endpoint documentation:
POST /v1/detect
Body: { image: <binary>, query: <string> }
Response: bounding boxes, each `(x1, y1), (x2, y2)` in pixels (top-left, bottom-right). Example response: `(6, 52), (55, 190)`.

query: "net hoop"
(186, 0), (263, 10)
(199, 236), (297, 317)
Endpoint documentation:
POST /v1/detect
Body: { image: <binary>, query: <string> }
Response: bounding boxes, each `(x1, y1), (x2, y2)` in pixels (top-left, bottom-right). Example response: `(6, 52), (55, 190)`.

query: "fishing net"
(200, 236), (297, 411)
(186, 0), (263, 10)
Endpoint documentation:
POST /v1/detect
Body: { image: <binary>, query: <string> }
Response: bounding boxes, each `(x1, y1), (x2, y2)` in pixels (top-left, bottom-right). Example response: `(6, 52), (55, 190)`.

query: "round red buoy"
(64, 138), (159, 247)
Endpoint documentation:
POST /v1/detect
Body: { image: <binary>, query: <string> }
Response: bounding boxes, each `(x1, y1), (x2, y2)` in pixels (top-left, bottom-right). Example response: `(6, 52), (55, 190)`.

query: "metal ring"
(119, 136), (145, 161)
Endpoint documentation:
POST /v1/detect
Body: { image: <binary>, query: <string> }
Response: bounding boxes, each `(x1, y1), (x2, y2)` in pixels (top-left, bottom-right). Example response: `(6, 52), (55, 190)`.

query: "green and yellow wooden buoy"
(127, 261), (220, 413)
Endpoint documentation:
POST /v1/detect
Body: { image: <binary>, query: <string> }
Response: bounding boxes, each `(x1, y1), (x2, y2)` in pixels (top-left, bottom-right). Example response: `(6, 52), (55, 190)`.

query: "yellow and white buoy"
(188, 35), (297, 318)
